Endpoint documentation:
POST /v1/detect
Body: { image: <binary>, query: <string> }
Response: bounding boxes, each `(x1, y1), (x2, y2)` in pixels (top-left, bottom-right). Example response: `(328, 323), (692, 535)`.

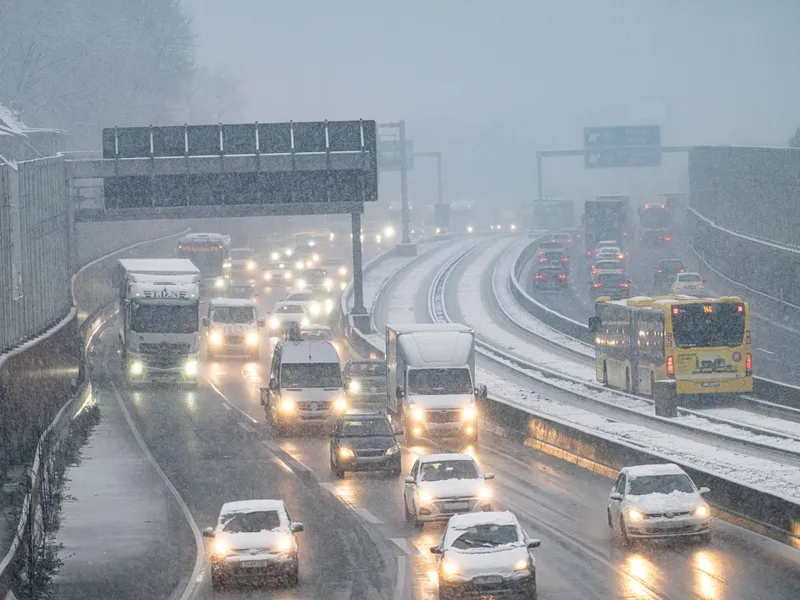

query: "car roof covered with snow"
(209, 298), (257, 308)
(418, 453), (476, 465)
(219, 499), (287, 516)
(448, 510), (519, 529)
(277, 341), (340, 364)
(623, 463), (687, 478)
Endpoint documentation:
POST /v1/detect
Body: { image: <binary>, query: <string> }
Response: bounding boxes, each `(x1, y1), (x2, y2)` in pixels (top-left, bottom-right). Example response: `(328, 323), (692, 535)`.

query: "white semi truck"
(385, 323), (487, 444)
(115, 259), (201, 386)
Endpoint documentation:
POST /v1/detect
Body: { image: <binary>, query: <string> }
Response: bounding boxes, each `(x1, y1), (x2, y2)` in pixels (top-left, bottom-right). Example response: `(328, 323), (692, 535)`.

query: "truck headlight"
(129, 360), (144, 376)
(280, 397), (296, 413)
(333, 397), (347, 412)
(411, 406), (425, 421)
(462, 404), (477, 421)
(184, 360), (199, 376)
(348, 380), (361, 394)
(209, 331), (223, 346)
(245, 332), (259, 346)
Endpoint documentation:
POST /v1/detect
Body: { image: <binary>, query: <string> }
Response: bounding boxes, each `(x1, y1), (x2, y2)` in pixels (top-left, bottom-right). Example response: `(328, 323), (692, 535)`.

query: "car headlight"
(467, 226), (474, 233)
(411, 406), (425, 421)
(285, 248), (293, 257)
(276, 535), (293, 553)
(462, 404), (476, 421)
(435, 227), (441, 234)
(338, 266), (347, 277)
(348, 380), (361, 394)
(324, 278), (333, 291)
(209, 331), (223, 346)
(694, 504), (709, 518)
(383, 225), (395, 239)
(296, 279), (307, 290)
(223, 262), (231, 270)
(184, 360), (199, 376)
(514, 558), (530, 572)
(339, 447), (355, 459)
(339, 281), (347, 290)
(264, 272), (272, 281)
(511, 224), (517, 231)
(280, 397), (296, 413)
(440, 559), (459, 577)
(309, 302), (321, 316)
(333, 397), (347, 412)
(375, 234), (383, 244)
(478, 486), (492, 500)
(329, 232), (335, 241)
(269, 317), (280, 330)
(271, 252), (280, 261)
(386, 444), (400, 456)
(284, 271), (293, 280)
(418, 489), (434, 504)
(301, 318), (310, 327)
(245, 332), (258, 346)
(308, 240), (315, 247)
(247, 261), (256, 271)
(628, 508), (644, 522)
(213, 539), (230, 557)
(214, 277), (225, 289)
(324, 299), (334, 314)
(311, 253), (320, 263)
(129, 360), (144, 376)
(295, 260), (305, 270)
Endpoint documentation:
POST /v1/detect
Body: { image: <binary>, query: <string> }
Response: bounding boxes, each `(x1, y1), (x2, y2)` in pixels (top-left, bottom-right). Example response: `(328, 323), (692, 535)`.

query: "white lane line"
(261, 440), (314, 472)
(203, 378), (259, 423)
(355, 508), (383, 524)
(237, 421), (257, 434)
(220, 401), (232, 410)
(111, 383), (204, 600)
(390, 538), (424, 556)
(757, 348), (776, 355)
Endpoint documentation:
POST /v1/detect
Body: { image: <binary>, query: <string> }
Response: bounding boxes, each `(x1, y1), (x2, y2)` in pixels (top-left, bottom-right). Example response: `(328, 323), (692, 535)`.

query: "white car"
(403, 453), (494, 526)
(268, 302), (310, 333)
(671, 272), (706, 296)
(203, 499), (304, 589)
(431, 511), (540, 600)
(592, 259), (624, 275)
(607, 463), (711, 544)
(596, 247), (625, 262)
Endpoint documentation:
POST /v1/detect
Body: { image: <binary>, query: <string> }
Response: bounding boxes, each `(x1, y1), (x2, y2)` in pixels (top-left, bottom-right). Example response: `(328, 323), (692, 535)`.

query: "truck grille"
(298, 401), (331, 412)
(426, 410), (461, 423)
(140, 342), (191, 355)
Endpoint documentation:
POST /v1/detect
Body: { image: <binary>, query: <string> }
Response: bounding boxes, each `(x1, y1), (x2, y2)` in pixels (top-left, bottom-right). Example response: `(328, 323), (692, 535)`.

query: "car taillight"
(539, 258), (547, 263)
(666, 355), (675, 378)
(656, 269), (663, 273)
(680, 269), (685, 272)
(558, 274), (566, 279)
(561, 257), (568, 262)
(536, 274), (543, 279)
(699, 283), (705, 288)
(675, 285), (680, 289)
(592, 269), (599, 274)
(593, 283), (603, 288)
(746, 353), (752, 375)
(620, 282), (629, 288)
(664, 236), (672, 241)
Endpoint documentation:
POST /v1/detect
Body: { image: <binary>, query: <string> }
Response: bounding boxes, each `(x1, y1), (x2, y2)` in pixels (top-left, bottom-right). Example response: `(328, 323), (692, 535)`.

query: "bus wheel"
(602, 364), (609, 387)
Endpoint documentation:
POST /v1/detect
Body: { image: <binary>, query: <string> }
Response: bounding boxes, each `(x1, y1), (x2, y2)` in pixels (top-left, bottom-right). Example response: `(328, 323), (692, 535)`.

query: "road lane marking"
(262, 440), (313, 472)
(111, 383), (204, 600)
(220, 401), (232, 410)
(757, 348), (775, 355)
(237, 421), (257, 434)
(203, 377), (259, 423)
(320, 482), (336, 493)
(391, 538), (424, 556)
(356, 508), (383, 524)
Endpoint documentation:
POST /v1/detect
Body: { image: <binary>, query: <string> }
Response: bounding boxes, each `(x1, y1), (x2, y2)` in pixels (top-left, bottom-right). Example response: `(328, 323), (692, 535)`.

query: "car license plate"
(700, 381), (721, 387)
(444, 501), (470, 511)
(239, 559), (269, 568)
(474, 575), (502, 585)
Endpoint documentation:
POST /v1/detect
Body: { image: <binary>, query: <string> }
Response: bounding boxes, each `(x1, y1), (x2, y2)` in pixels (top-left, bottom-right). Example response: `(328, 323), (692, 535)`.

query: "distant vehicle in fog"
(591, 272), (630, 299)
(638, 200), (673, 246)
(584, 195), (633, 257)
(534, 266), (567, 291)
(670, 272), (705, 296)
(653, 259), (686, 288)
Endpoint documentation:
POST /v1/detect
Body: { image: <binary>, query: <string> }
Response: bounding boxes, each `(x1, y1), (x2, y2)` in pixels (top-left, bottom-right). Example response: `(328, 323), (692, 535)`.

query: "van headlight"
(214, 277), (225, 289)
(245, 332), (259, 346)
(209, 331), (223, 346)
(462, 404), (476, 421)
(301, 318), (310, 327)
(339, 447), (355, 459)
(280, 397), (296, 413)
(348, 380), (361, 394)
(269, 317), (280, 330)
(247, 260), (256, 271)
(183, 360), (199, 376)
(333, 397), (347, 412)
(129, 360), (144, 376)
(411, 406), (425, 421)
(338, 266), (347, 277)
(385, 444), (400, 456)
(309, 302), (321, 316)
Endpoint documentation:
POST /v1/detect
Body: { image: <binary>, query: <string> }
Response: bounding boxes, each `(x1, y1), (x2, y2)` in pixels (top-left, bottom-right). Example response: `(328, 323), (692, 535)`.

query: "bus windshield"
(671, 303), (745, 349)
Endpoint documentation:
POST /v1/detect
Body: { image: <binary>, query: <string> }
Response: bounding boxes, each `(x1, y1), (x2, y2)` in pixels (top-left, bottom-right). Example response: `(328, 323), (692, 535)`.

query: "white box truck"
(385, 323), (487, 444)
(115, 259), (201, 386)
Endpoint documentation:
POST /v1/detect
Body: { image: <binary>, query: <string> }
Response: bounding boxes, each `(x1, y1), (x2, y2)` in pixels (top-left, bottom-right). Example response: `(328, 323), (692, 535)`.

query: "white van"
(203, 298), (264, 360)
(261, 341), (347, 433)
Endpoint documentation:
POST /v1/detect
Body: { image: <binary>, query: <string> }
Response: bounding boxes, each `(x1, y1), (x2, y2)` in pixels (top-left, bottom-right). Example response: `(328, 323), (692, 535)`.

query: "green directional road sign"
(583, 125), (661, 168)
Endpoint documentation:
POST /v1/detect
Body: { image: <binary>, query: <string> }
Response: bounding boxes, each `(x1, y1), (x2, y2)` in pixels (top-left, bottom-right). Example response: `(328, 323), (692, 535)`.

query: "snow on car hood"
(408, 393), (473, 409)
(218, 529), (290, 553)
(445, 544), (530, 579)
(212, 322), (257, 334)
(419, 477), (484, 499)
(626, 491), (703, 513)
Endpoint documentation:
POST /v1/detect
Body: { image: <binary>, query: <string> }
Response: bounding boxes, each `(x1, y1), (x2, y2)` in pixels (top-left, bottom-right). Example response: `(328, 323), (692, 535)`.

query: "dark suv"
(653, 259), (686, 288)
(329, 413), (401, 478)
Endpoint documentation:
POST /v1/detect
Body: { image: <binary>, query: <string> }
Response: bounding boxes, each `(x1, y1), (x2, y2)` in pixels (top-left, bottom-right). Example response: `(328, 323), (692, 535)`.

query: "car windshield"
(277, 305), (305, 314)
(420, 460), (478, 481)
(451, 524), (519, 549)
(211, 306), (255, 323)
(130, 302), (198, 333)
(628, 474), (696, 495)
(339, 418), (393, 437)
(347, 362), (386, 377)
(281, 363), (342, 388)
(407, 368), (473, 395)
(659, 260), (684, 272)
(221, 510), (281, 533)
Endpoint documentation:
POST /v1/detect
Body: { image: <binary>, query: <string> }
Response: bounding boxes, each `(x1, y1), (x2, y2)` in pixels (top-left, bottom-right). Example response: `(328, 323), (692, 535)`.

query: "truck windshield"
(281, 363), (342, 388)
(407, 368), (473, 395)
(130, 302), (198, 333)
(211, 306), (255, 324)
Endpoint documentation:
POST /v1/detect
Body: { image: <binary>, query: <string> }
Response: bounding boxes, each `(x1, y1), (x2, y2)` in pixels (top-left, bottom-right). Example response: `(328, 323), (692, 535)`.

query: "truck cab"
(224, 247), (258, 282)
(202, 298), (264, 360)
(385, 324), (487, 444)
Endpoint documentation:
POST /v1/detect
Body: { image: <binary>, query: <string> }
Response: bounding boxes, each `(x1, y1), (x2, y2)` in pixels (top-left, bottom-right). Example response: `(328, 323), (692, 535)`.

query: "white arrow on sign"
(587, 132), (600, 144)
(588, 152), (600, 164)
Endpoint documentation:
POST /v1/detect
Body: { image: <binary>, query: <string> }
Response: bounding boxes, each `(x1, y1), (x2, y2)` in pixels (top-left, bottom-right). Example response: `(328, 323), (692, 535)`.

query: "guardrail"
(344, 243), (800, 545)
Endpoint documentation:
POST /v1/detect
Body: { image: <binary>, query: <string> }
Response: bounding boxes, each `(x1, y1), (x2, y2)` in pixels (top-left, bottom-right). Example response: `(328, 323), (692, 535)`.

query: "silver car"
(431, 511), (540, 600)
(343, 359), (387, 406)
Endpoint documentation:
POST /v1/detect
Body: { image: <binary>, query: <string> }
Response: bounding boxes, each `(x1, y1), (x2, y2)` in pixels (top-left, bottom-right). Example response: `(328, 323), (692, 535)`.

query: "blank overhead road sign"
(583, 124), (661, 169)
(66, 120), (378, 221)
(378, 138), (414, 171)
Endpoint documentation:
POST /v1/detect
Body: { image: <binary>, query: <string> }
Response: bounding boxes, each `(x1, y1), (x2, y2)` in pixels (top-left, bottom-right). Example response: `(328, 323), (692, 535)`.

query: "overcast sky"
(185, 0), (800, 206)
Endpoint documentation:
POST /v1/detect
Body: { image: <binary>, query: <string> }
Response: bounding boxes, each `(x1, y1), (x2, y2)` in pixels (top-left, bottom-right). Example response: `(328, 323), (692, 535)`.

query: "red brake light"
(593, 283), (603, 288)
(656, 269), (663, 273)
(664, 236), (672, 241)
(737, 304), (744, 313)
(561, 257), (568, 262)
(746, 353), (752, 375)
(592, 269), (599, 274)
(679, 269), (685, 272)
(667, 355), (675, 378)
(558, 274), (566, 279)
(620, 282), (629, 288)
(672, 306), (680, 316)
(536, 274), (543, 279)
(675, 285), (681, 289)
(661, 204), (665, 209)
(699, 284), (705, 288)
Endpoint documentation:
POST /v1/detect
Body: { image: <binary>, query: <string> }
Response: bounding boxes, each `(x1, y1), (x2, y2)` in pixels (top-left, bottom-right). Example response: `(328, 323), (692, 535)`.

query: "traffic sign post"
(583, 125), (661, 169)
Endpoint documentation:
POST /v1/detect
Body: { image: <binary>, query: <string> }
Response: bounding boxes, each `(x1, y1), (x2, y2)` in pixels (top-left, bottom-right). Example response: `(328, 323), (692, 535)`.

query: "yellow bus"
(588, 295), (753, 396)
